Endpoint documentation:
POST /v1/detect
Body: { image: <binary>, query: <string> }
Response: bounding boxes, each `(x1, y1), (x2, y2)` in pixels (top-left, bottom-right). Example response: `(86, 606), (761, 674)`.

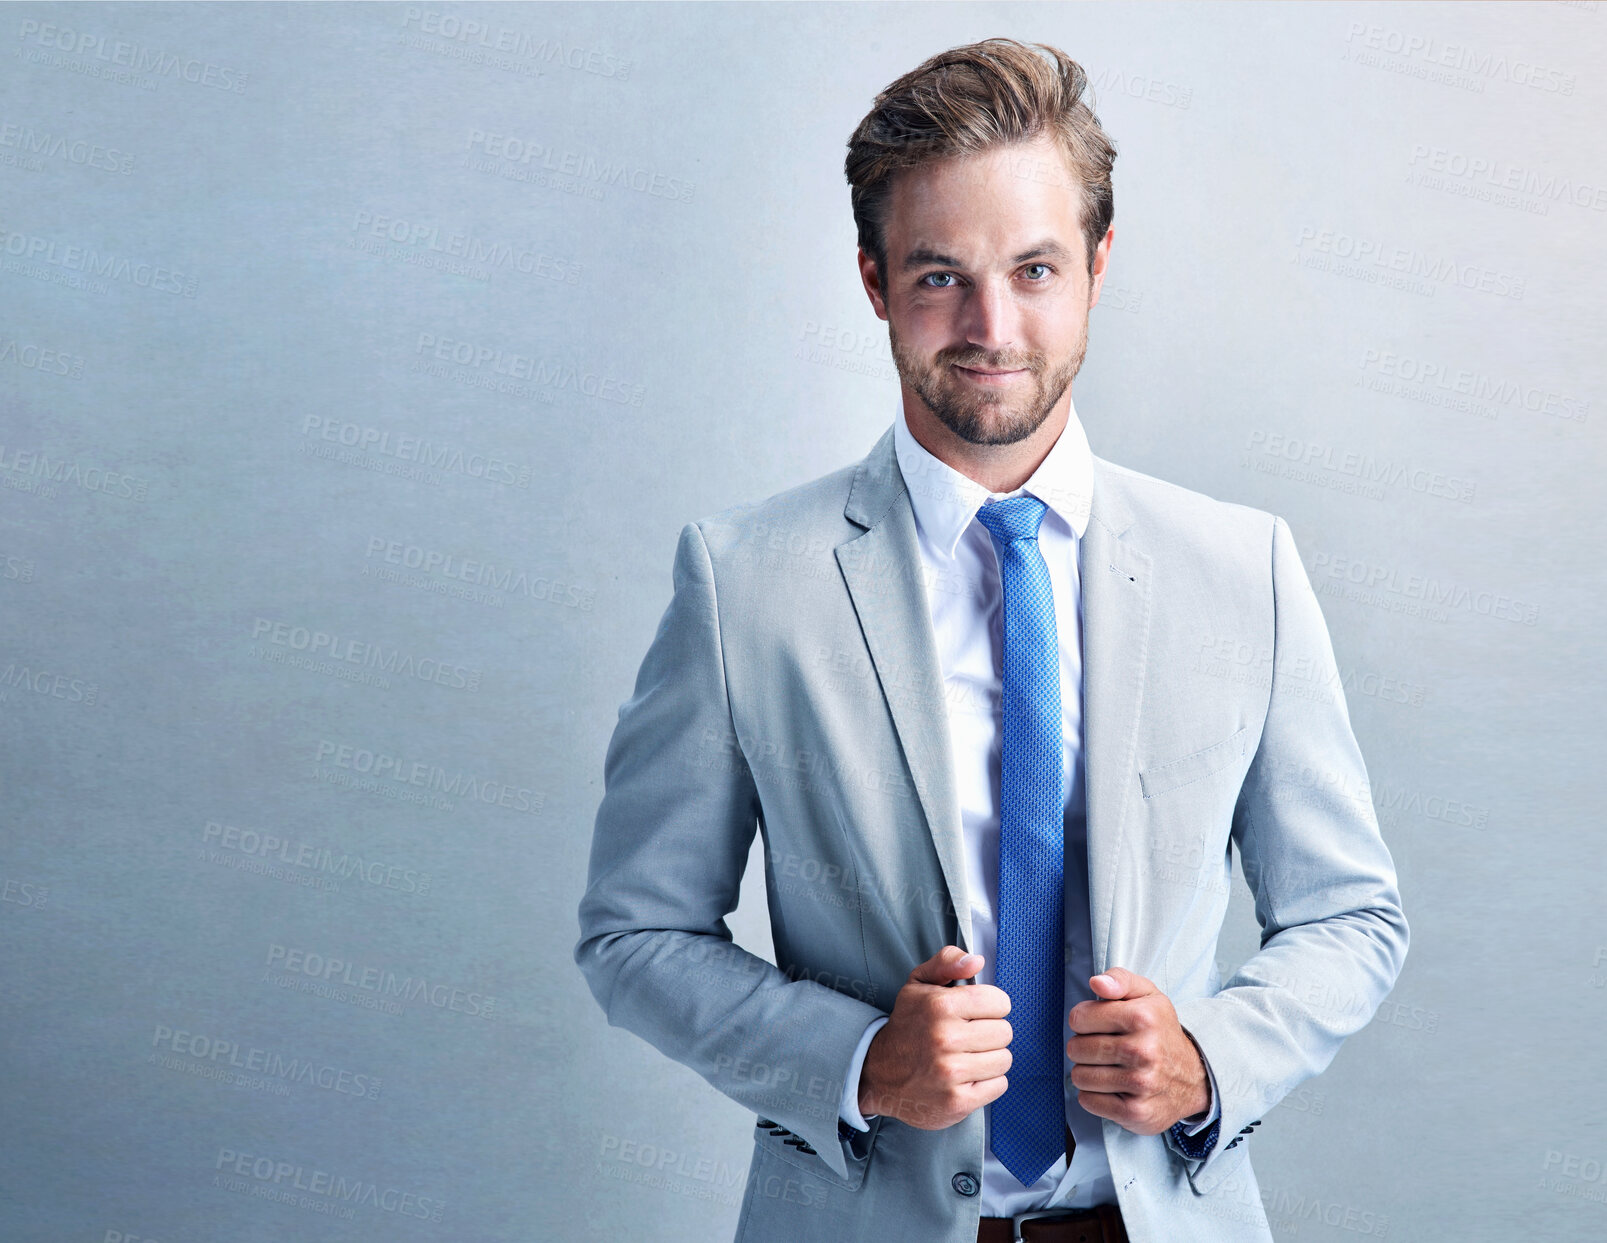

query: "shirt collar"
(892, 389), (1094, 560)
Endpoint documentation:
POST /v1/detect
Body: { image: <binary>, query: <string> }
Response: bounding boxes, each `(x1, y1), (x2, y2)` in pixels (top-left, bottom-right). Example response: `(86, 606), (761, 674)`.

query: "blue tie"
(975, 495), (1066, 1189)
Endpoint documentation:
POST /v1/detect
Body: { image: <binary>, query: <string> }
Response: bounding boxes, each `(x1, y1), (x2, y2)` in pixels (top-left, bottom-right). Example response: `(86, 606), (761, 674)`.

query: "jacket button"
(952, 1172), (980, 1197)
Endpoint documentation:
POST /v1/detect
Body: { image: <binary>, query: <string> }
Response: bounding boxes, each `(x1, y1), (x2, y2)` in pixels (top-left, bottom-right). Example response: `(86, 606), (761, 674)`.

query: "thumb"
(910, 945), (982, 986)
(1089, 966), (1156, 1000)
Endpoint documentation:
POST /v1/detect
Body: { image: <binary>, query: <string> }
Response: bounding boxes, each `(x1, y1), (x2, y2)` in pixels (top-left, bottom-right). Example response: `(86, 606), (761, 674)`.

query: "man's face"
(861, 133), (1111, 447)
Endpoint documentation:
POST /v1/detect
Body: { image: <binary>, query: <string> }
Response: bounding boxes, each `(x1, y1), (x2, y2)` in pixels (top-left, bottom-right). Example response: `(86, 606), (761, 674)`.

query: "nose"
(956, 278), (1023, 363)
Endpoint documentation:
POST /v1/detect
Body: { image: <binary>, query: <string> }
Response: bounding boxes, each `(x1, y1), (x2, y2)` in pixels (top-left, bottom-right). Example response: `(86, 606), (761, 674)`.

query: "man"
(575, 38), (1407, 1243)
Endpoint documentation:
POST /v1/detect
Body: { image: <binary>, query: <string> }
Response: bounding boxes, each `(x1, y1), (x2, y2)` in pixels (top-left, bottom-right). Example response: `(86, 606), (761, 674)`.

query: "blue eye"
(922, 266), (1051, 287)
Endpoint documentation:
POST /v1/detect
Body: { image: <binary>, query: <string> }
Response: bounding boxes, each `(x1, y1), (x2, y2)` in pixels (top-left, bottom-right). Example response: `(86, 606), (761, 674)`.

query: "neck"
(901, 388), (1070, 494)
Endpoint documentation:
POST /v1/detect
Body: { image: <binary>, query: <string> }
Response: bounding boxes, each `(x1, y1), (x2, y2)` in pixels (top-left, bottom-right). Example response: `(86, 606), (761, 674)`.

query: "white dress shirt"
(836, 392), (1219, 1214)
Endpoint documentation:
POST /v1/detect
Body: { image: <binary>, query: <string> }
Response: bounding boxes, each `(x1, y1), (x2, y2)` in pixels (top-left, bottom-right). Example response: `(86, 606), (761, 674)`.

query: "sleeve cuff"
(1167, 1032), (1221, 1157)
(838, 1014), (890, 1132)
(1180, 1040), (1221, 1135)
(1168, 1113), (1221, 1160)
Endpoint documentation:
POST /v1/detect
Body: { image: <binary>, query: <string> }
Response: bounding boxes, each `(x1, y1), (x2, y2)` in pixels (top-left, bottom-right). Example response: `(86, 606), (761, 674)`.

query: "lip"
(954, 365), (1028, 383)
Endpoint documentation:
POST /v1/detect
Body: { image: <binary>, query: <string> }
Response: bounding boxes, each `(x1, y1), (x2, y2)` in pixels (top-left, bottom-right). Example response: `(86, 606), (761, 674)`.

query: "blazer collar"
(846, 414), (1136, 541)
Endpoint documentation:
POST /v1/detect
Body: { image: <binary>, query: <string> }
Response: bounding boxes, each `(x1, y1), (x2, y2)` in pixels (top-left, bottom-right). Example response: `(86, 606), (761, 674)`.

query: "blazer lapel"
(832, 433), (1154, 970)
(835, 426), (974, 954)
(1078, 457), (1152, 974)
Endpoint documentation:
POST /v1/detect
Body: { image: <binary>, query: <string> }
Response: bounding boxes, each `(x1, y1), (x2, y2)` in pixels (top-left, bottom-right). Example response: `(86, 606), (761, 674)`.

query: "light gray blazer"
(574, 423), (1408, 1242)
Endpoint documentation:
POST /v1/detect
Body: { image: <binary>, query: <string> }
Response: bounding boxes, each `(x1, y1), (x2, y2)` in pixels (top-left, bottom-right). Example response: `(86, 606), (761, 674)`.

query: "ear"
(857, 247), (890, 321)
(1087, 226), (1115, 308)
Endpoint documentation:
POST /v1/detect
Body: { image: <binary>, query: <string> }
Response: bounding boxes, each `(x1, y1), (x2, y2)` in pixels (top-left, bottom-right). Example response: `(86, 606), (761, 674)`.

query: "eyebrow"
(901, 239), (1073, 272)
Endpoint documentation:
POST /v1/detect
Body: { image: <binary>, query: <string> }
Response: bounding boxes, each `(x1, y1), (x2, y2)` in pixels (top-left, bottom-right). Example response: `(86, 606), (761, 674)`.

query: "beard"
(888, 314), (1087, 446)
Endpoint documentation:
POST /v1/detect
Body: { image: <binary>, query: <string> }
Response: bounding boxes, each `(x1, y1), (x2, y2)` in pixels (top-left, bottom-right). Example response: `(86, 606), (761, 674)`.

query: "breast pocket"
(1139, 726), (1250, 799)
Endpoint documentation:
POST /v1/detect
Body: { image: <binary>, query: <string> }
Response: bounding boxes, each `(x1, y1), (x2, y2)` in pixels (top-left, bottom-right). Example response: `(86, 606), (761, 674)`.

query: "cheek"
(893, 308), (954, 351)
(1039, 309), (1088, 355)
(899, 297), (953, 329)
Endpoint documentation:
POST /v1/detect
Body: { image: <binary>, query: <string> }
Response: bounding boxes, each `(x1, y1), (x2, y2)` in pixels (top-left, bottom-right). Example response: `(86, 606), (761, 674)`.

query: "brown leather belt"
(975, 1123), (1125, 1242)
(977, 1202), (1127, 1243)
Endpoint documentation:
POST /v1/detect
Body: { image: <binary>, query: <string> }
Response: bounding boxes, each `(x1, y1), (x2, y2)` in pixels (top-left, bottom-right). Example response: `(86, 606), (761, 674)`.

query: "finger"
(1069, 1063), (1138, 1095)
(1065, 1033), (1128, 1065)
(953, 1047), (1012, 1083)
(951, 982), (1011, 1020)
(910, 945), (983, 987)
(967, 1073), (1010, 1110)
(1069, 997), (1147, 1035)
(1089, 966), (1156, 1000)
(954, 1018), (1012, 1052)
(1074, 1089), (1132, 1126)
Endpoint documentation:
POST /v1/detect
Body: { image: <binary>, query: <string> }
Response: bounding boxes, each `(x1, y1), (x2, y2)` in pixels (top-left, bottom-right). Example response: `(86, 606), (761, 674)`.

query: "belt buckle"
(1010, 1207), (1086, 1242)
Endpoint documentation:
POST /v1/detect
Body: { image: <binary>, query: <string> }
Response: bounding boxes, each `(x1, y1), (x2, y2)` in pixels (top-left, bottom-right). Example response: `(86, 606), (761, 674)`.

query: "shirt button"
(952, 1172), (980, 1197)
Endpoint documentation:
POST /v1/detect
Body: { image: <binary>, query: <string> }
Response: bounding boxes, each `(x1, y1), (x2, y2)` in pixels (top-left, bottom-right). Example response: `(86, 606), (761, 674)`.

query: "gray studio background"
(1, 2), (1602, 1240)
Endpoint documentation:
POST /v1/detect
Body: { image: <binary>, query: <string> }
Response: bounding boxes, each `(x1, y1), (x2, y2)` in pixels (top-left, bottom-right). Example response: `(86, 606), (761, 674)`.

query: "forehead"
(883, 134), (1083, 256)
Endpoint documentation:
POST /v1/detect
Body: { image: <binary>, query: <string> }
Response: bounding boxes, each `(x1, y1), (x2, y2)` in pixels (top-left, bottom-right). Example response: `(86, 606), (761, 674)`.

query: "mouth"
(953, 364), (1029, 384)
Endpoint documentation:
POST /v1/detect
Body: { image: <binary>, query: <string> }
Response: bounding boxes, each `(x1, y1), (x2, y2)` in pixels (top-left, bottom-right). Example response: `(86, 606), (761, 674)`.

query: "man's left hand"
(1066, 967), (1210, 1135)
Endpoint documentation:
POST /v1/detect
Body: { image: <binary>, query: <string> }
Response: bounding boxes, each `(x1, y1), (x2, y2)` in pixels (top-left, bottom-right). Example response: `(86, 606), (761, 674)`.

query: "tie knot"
(975, 495), (1048, 545)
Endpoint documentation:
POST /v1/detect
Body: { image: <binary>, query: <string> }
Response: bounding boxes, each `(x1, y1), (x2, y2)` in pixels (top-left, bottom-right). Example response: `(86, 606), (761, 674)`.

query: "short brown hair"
(845, 38), (1117, 285)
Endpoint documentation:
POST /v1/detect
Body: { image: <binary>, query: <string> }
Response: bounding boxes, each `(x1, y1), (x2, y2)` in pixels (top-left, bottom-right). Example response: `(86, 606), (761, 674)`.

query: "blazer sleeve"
(1168, 514), (1410, 1193)
(573, 521), (887, 1179)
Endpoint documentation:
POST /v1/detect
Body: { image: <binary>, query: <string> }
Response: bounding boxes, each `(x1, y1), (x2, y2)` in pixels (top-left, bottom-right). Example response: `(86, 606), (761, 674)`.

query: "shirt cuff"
(838, 1015), (890, 1132)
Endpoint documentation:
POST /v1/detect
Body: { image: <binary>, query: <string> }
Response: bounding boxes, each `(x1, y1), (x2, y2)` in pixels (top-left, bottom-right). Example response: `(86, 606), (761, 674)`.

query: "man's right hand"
(858, 945), (1012, 1130)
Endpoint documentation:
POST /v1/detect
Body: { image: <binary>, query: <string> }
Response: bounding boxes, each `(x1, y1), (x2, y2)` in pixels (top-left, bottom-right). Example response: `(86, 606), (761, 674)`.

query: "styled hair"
(844, 38), (1117, 286)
